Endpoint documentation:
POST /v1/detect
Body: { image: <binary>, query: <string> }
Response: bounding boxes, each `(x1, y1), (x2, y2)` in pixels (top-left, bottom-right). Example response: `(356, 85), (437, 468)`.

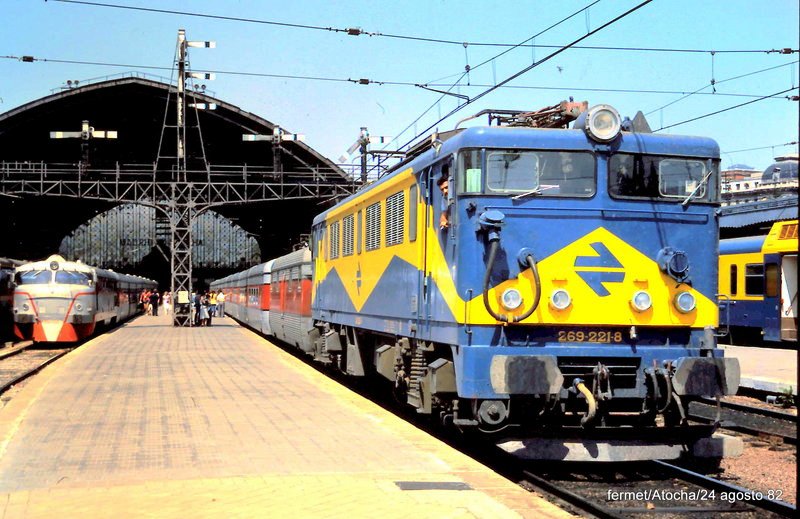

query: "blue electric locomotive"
(303, 103), (740, 461)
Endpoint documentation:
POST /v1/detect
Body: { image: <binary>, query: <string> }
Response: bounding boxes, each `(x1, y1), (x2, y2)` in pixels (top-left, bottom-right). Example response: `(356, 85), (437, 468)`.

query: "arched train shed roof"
(0, 75), (352, 262)
(0, 75), (346, 181)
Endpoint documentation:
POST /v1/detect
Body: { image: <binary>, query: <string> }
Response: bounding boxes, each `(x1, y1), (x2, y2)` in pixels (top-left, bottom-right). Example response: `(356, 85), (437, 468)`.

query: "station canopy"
(0, 74), (356, 282)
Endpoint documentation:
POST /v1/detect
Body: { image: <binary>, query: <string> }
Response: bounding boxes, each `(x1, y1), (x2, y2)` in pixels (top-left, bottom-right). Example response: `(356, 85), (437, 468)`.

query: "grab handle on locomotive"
(478, 210), (542, 323)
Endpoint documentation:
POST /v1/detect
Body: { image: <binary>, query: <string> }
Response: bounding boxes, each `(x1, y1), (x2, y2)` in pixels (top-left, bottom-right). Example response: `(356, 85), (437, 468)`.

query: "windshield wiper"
(681, 168), (714, 207)
(512, 184), (557, 200)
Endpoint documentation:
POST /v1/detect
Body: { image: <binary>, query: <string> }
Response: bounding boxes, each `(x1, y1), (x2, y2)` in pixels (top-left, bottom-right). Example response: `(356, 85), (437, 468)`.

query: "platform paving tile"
(0, 315), (571, 518)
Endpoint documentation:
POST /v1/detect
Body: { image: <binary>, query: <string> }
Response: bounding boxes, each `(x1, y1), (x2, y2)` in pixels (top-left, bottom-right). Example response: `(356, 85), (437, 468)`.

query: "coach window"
(744, 264), (764, 296)
(729, 265), (738, 295)
(291, 267), (300, 296)
(765, 263), (779, 297)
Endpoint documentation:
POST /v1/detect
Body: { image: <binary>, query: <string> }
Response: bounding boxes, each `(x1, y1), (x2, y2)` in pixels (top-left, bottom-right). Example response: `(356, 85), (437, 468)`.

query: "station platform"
(721, 344), (798, 396)
(0, 314), (570, 518)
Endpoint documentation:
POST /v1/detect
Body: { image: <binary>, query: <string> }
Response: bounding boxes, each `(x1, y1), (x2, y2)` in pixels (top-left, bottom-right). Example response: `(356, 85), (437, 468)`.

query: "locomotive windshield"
(609, 154), (718, 202)
(470, 150), (595, 196)
(54, 271), (93, 286)
(14, 270), (51, 285)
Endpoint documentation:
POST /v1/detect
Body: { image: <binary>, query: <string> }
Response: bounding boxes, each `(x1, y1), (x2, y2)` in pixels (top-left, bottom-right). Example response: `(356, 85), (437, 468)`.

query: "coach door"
(780, 254), (798, 341)
(763, 254), (781, 342)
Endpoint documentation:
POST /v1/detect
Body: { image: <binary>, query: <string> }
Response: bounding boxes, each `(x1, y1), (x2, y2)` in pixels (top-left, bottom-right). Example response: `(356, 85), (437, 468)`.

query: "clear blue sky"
(1, 0), (798, 172)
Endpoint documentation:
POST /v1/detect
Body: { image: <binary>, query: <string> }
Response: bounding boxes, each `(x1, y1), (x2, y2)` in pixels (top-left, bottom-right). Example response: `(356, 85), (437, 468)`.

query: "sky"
(1, 0), (798, 173)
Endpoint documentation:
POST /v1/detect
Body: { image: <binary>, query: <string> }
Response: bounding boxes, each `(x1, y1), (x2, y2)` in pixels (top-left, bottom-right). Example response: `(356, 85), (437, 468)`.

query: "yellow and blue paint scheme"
(312, 124), (734, 401)
(719, 220), (798, 342)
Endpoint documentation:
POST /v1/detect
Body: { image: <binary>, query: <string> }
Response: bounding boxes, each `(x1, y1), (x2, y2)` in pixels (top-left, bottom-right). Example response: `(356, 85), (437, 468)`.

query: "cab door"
(416, 167), (434, 335)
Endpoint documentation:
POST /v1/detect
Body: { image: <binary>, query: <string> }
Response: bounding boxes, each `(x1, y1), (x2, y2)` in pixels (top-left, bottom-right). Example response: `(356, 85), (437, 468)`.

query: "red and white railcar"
(13, 255), (156, 342)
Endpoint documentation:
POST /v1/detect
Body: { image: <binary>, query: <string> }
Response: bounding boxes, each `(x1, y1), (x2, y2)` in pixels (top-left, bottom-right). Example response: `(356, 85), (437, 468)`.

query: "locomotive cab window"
(55, 271), (92, 286)
(483, 150), (595, 196)
(609, 154), (718, 202)
(458, 149), (483, 193)
(14, 270), (51, 285)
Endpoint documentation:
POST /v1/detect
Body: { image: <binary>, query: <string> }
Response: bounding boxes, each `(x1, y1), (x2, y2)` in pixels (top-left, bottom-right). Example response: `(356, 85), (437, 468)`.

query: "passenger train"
(0, 257), (24, 341)
(719, 220), (798, 344)
(215, 102), (740, 461)
(13, 255), (156, 342)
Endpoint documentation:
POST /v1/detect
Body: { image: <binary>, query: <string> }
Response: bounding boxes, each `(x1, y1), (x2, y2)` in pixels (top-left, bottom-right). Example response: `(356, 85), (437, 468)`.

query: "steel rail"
(521, 470), (628, 519)
(654, 460), (797, 517)
(0, 348), (73, 395)
(0, 340), (34, 360)
(696, 396), (797, 420)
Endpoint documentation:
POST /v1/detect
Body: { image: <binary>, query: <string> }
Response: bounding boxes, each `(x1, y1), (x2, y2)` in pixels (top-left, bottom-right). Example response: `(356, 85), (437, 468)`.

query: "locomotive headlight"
(631, 290), (652, 312)
(501, 288), (523, 310)
(74, 302), (84, 312)
(674, 291), (696, 313)
(550, 289), (572, 310)
(585, 104), (621, 142)
(22, 303), (29, 312)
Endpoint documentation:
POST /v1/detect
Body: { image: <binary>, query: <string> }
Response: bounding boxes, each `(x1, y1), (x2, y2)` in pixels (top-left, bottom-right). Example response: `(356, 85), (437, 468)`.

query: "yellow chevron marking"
(314, 176), (717, 328)
(462, 227), (717, 326)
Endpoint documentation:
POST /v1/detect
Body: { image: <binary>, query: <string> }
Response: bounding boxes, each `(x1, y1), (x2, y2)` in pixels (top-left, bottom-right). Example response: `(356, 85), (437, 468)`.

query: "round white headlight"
(22, 303), (29, 312)
(501, 288), (523, 310)
(674, 291), (696, 313)
(631, 290), (652, 312)
(75, 303), (84, 312)
(586, 104), (621, 142)
(550, 289), (571, 310)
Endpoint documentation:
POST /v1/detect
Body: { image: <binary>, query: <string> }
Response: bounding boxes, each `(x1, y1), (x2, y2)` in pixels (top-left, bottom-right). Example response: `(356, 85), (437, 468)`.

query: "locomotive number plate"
(557, 330), (624, 343)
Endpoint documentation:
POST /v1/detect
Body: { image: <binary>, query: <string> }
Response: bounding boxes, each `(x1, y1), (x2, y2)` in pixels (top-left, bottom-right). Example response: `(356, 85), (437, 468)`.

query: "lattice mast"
(156, 29), (215, 326)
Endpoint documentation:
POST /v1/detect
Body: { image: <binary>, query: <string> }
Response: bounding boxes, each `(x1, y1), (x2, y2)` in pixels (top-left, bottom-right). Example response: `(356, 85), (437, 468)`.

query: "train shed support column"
(170, 182), (195, 326)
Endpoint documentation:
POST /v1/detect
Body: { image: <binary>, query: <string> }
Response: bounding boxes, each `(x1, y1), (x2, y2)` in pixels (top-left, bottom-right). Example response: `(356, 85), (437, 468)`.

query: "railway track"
(0, 342), (73, 395)
(270, 336), (798, 518)
(519, 459), (796, 518)
(688, 397), (796, 444)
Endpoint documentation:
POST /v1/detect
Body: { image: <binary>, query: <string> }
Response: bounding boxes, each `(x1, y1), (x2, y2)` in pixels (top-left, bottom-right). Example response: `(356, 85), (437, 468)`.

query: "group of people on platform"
(192, 290), (225, 327)
(138, 288), (225, 326)
(139, 289), (172, 316)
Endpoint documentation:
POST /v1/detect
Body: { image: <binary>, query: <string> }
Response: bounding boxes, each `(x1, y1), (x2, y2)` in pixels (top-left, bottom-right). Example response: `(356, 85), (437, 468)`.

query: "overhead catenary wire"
(645, 60), (799, 115)
(4, 53), (794, 103)
(397, 0), (657, 151)
(724, 141), (799, 154)
(386, 0), (602, 153)
(655, 87), (798, 131)
(4, 53), (794, 110)
(50, 0), (797, 56)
